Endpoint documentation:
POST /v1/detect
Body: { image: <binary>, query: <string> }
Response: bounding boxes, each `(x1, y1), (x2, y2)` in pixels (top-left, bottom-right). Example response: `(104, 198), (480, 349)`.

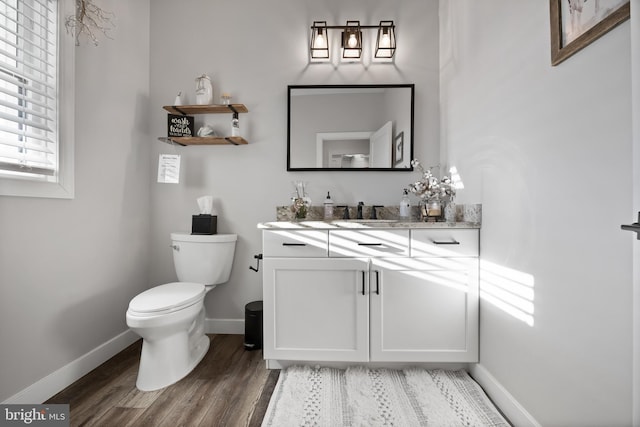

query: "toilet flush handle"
(170, 244), (180, 251)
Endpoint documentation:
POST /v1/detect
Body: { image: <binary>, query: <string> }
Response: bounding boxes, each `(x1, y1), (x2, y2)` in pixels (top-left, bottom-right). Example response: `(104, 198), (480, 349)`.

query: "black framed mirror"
(287, 84), (414, 171)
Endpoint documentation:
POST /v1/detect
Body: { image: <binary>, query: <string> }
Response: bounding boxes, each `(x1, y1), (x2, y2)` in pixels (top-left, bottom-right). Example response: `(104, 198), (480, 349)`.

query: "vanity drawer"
(263, 230), (329, 257)
(329, 229), (410, 257)
(411, 229), (479, 257)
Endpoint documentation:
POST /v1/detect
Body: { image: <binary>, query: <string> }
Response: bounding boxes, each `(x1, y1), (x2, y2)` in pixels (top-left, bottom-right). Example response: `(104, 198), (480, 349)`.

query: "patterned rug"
(261, 366), (510, 426)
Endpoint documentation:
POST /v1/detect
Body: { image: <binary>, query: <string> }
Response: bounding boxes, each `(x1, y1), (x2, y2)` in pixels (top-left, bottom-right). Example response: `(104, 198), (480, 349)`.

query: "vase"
(291, 194), (311, 219)
(444, 201), (456, 222)
(195, 74), (213, 105)
(291, 181), (311, 219)
(292, 197), (308, 219)
(420, 198), (443, 222)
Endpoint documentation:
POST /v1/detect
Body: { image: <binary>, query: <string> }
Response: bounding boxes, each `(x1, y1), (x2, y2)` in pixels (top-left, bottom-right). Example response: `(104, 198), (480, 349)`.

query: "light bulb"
(314, 32), (326, 49)
(380, 32), (390, 48)
(348, 33), (358, 48)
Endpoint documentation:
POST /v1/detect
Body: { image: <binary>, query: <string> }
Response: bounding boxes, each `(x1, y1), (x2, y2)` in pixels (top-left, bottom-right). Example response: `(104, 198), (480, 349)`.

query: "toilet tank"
(170, 232), (237, 285)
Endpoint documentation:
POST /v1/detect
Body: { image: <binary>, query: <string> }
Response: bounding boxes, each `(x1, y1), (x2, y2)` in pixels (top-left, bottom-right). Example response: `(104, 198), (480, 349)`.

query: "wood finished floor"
(45, 334), (279, 427)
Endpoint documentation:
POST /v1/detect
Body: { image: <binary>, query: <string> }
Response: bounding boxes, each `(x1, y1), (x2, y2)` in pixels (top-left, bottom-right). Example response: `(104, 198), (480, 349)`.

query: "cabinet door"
(370, 257), (479, 362)
(263, 258), (370, 362)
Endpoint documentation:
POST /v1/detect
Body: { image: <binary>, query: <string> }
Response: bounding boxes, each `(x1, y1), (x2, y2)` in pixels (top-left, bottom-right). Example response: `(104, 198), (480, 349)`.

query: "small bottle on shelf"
(231, 112), (240, 137)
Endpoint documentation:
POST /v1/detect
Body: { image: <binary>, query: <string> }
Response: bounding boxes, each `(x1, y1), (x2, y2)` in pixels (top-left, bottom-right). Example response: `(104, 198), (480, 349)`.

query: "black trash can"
(244, 301), (263, 350)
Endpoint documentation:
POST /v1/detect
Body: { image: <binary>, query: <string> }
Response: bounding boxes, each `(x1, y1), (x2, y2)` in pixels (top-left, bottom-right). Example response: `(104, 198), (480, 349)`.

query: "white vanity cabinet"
(262, 257), (370, 362)
(262, 229), (370, 362)
(370, 228), (479, 363)
(261, 226), (479, 365)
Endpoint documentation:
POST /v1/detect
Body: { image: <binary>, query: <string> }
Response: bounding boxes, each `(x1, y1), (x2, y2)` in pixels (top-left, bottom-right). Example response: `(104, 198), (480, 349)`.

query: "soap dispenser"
(324, 191), (334, 220)
(400, 188), (411, 220)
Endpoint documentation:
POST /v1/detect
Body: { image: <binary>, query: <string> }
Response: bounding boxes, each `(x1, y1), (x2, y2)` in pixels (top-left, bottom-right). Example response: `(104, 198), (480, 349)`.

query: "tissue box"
(168, 114), (194, 137)
(192, 215), (217, 235)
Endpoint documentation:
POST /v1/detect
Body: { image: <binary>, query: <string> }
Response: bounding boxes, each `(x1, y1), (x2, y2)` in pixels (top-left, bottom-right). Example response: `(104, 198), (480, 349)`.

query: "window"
(0, 0), (74, 198)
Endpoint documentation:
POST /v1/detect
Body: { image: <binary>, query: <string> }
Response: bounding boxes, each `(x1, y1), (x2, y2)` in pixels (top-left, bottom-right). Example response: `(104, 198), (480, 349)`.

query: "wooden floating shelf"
(160, 103), (249, 145)
(158, 136), (248, 146)
(163, 104), (248, 115)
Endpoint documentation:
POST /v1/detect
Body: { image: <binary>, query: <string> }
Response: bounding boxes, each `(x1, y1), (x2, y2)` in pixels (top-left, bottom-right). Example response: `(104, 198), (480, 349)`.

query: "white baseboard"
(3, 330), (139, 405)
(205, 318), (244, 335)
(469, 364), (541, 427)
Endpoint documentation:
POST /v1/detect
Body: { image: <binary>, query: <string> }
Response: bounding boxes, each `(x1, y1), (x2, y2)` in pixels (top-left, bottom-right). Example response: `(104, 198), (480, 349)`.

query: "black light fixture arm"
(310, 24), (392, 30)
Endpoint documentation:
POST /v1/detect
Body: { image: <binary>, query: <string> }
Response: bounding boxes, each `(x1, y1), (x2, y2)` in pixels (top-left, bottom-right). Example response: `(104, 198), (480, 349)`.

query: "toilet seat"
(128, 282), (205, 316)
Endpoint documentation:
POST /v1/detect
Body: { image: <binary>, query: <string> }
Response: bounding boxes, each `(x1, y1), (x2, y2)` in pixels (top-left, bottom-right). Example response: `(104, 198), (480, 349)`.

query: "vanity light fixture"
(342, 21), (362, 59)
(310, 21), (329, 59)
(309, 20), (396, 60)
(375, 21), (396, 58)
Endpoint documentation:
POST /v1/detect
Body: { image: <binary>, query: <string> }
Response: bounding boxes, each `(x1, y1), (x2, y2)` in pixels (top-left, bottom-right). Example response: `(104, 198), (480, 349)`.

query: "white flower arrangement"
(408, 159), (456, 202)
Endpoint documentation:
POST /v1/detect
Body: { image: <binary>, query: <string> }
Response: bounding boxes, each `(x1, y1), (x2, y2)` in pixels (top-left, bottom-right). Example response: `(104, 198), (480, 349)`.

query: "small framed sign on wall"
(550, 0), (630, 66)
(167, 114), (194, 137)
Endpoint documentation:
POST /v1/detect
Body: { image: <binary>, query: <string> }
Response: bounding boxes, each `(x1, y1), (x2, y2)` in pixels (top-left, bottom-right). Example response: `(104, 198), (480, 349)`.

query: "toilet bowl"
(126, 233), (237, 391)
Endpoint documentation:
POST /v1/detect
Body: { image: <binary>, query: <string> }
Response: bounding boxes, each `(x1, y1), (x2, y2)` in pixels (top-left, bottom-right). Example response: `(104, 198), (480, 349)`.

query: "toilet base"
(136, 333), (210, 391)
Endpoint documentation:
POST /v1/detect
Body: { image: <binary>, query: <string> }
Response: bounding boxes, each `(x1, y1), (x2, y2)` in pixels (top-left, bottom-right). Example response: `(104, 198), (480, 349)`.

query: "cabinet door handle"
(361, 271), (366, 295)
(375, 270), (380, 295)
(431, 239), (460, 245)
(357, 242), (383, 246)
(282, 242), (307, 246)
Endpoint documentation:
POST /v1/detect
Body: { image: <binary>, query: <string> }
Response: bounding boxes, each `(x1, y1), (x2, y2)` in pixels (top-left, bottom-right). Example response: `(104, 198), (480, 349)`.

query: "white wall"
(148, 0), (440, 325)
(0, 0), (151, 402)
(440, 1), (633, 426)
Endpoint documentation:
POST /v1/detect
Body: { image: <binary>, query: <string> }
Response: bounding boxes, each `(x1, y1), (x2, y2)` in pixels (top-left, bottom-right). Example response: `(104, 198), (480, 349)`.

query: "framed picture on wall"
(392, 132), (404, 166)
(550, 0), (630, 66)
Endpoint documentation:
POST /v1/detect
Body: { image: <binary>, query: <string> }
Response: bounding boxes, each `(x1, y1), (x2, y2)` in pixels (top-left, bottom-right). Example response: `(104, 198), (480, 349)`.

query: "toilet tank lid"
(128, 282), (205, 314)
(171, 232), (237, 243)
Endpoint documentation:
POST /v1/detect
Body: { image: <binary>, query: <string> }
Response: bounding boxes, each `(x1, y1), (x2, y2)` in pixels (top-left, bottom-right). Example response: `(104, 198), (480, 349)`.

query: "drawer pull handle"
(357, 242), (383, 246)
(361, 271), (366, 295)
(431, 240), (460, 245)
(282, 243), (307, 246)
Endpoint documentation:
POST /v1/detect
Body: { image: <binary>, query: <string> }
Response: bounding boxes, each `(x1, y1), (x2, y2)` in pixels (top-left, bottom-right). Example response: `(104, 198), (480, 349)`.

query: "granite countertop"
(258, 220), (480, 230)
(261, 203), (482, 229)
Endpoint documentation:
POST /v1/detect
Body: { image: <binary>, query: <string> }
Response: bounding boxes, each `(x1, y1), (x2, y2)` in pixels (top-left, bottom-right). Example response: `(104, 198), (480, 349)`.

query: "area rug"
(261, 366), (510, 426)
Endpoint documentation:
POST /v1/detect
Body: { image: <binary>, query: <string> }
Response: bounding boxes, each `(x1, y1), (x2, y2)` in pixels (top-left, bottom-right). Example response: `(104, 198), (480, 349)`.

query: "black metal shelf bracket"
(621, 212), (640, 240)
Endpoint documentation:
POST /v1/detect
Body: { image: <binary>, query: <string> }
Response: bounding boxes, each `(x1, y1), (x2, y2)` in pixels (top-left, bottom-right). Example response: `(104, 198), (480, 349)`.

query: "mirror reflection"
(287, 84), (414, 171)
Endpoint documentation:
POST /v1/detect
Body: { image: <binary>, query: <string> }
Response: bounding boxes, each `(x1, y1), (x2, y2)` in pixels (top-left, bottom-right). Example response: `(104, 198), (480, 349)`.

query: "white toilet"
(126, 232), (237, 391)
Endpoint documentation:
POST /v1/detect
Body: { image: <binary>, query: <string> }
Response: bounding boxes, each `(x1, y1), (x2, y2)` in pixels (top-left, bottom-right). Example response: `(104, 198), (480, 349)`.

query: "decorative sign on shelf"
(167, 114), (194, 137)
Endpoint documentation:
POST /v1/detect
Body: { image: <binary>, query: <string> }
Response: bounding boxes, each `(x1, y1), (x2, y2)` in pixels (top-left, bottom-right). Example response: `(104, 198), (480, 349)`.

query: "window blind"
(0, 0), (57, 179)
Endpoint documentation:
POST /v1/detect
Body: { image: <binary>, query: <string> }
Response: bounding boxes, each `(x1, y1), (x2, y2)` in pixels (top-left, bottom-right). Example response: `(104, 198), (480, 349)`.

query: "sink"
(349, 219), (399, 223)
(330, 219), (402, 226)
(326, 219), (407, 229)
